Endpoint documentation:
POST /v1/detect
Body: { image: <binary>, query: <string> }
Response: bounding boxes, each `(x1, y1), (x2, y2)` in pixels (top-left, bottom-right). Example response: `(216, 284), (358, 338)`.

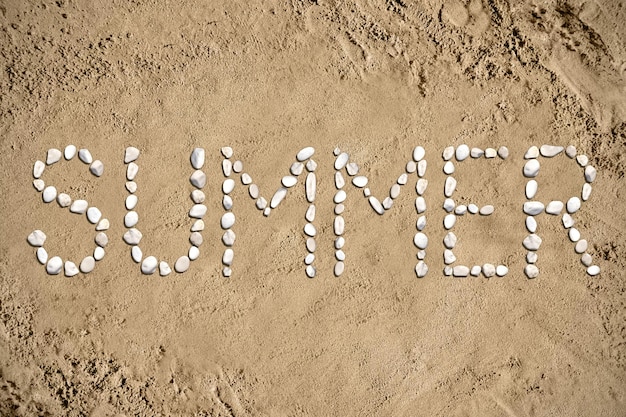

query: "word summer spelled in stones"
(27, 144), (600, 279)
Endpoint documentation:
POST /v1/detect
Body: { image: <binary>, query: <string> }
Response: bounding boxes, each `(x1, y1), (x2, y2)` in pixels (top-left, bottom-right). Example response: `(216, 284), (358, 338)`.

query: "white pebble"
(78, 149), (93, 164)
(64, 145), (77, 160)
(57, 193), (71, 207)
(221, 212), (235, 229)
(496, 265), (509, 276)
(483, 264), (496, 277)
(523, 201), (544, 215)
(454, 205), (467, 215)
(416, 179), (428, 195)
(190, 232), (203, 246)
(526, 216), (537, 233)
(123, 228), (142, 245)
(256, 197), (267, 210)
(444, 232), (457, 249)
(46, 148), (62, 165)
(524, 146), (539, 159)
(444, 214), (456, 229)
(271, 187), (288, 208)
(126, 195), (138, 210)
(406, 160), (417, 173)
(304, 223), (317, 237)
(46, 256), (63, 275)
(562, 213), (574, 228)
(159, 261), (172, 276)
(124, 211), (138, 227)
(37, 247), (48, 264)
(64, 261), (79, 277)
(582, 183), (592, 201)
(346, 162), (359, 176)
(444, 176), (456, 197)
(414, 232), (428, 249)
(569, 228), (580, 242)
(248, 184), (259, 199)
(290, 162), (304, 176)
(96, 218), (109, 231)
(352, 176), (368, 188)
(33, 179), (45, 191)
(334, 261), (345, 277)
(587, 265), (600, 276)
(334, 216), (345, 236)
(540, 145), (563, 157)
(470, 148), (484, 158)
(526, 180), (538, 199)
(455, 144), (469, 161)
(127, 162), (139, 181)
(305, 205), (316, 222)
(296, 147), (315, 162)
(363, 188), (371, 197)
(335, 250), (346, 261)
(468, 204), (478, 214)
(527, 252), (538, 263)
(584, 165), (596, 183)
(497, 146), (509, 159)
(335, 152), (349, 170)
(470, 265), (481, 276)
(306, 159), (317, 172)
(28, 230), (47, 247)
(222, 159), (232, 176)
(189, 246), (200, 260)
(222, 230), (236, 246)
(443, 198), (455, 212)
(479, 205), (494, 215)
(576, 154), (588, 167)
(95, 232), (108, 247)
(369, 196), (384, 215)
(545, 201), (563, 215)
(418, 160), (427, 177)
(565, 145), (576, 158)
(80, 256), (95, 273)
(131, 246), (142, 263)
(444, 250), (456, 264)
(444, 267), (453, 276)
(141, 256), (158, 274)
(523, 234), (542, 250)
(42, 186), (57, 203)
(453, 266), (469, 277)
(397, 173), (408, 185)
(307, 237), (317, 252)
(94, 246), (105, 261)
(334, 237), (344, 249)
(416, 215), (426, 231)
(191, 148), (205, 169)
(223, 249), (234, 266)
(282, 175), (298, 188)
(223, 267), (232, 277)
(306, 265), (316, 278)
(306, 173), (316, 203)
(485, 148), (497, 158)
(575, 239), (588, 254)
(305, 253), (315, 265)
(190, 170), (206, 188)
(525, 264), (539, 279)
(191, 190), (205, 204)
(413, 146), (425, 162)
(233, 160), (243, 173)
(223, 195), (233, 210)
(126, 181), (137, 193)
(442, 146), (454, 161)
(415, 197), (426, 213)
(390, 184), (401, 199)
(222, 178), (235, 194)
(221, 147), (233, 158)
(415, 261), (428, 278)
(443, 161), (455, 174)
(33, 160), (45, 178)
(125, 147), (140, 163)
(175, 256), (190, 273)
(241, 173), (252, 185)
(87, 207), (102, 224)
(523, 159), (540, 177)
(189, 204), (207, 218)
(581, 253), (592, 266)
(567, 197), (581, 214)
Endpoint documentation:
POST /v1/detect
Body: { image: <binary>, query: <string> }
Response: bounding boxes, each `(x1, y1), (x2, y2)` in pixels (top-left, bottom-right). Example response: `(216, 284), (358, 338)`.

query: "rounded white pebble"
(37, 247), (48, 264)
(80, 256), (95, 273)
(125, 147), (140, 163)
(141, 256), (158, 274)
(523, 201), (544, 215)
(175, 256), (190, 273)
(468, 203), (478, 214)
(64, 145), (77, 160)
(483, 264), (496, 277)
(584, 165), (596, 183)
(33, 160), (45, 178)
(443, 161), (455, 174)
(587, 265), (600, 276)
(545, 201), (563, 215)
(471, 148), (484, 158)
(497, 146), (509, 159)
(565, 145), (576, 158)
(540, 145), (563, 157)
(444, 176), (456, 197)
(189, 246), (200, 261)
(470, 265), (481, 276)
(222, 249), (234, 266)
(126, 195), (138, 210)
(582, 183), (592, 201)
(222, 178), (235, 194)
(453, 266), (469, 277)
(296, 147), (315, 162)
(523, 234), (542, 250)
(57, 193), (71, 207)
(575, 239), (588, 254)
(566, 197), (581, 214)
(443, 199), (455, 212)
(131, 246), (142, 263)
(94, 246), (105, 261)
(569, 228), (580, 242)
(78, 149), (93, 164)
(334, 261), (345, 277)
(525, 264), (539, 279)
(221, 212), (235, 229)
(189, 204), (207, 218)
(95, 232), (108, 247)
(526, 216), (537, 233)
(222, 229), (236, 246)
(524, 146), (539, 159)
(46, 256), (63, 275)
(455, 144), (469, 161)
(64, 261), (79, 277)
(89, 160), (104, 177)
(191, 148), (205, 169)
(525, 180), (538, 199)
(46, 148), (62, 165)
(123, 228), (142, 245)
(28, 230), (47, 247)
(33, 179), (45, 191)
(124, 211), (138, 227)
(523, 159), (540, 177)
(496, 265), (509, 276)
(87, 207), (102, 224)
(96, 218), (110, 231)
(126, 181), (137, 193)
(304, 223), (317, 237)
(159, 261), (172, 276)
(221, 147), (233, 158)
(127, 162), (139, 181)
(442, 146), (454, 161)
(414, 233), (428, 249)
(233, 160), (243, 173)
(43, 186), (57, 203)
(479, 205), (494, 215)
(334, 153), (349, 170)
(444, 214), (456, 229)
(415, 261), (428, 278)
(413, 146), (425, 162)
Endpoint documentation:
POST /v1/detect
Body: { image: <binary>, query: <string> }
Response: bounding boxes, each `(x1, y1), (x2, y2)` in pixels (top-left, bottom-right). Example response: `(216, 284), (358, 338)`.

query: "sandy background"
(1, 0), (626, 415)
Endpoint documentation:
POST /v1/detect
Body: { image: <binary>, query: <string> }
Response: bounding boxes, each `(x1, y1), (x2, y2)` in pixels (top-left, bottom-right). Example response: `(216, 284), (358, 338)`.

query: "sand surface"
(1, 0), (626, 415)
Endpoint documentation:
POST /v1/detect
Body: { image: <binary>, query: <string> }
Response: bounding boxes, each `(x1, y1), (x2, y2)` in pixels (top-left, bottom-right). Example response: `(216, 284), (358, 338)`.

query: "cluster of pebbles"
(28, 146), (108, 276)
(222, 147), (318, 278)
(522, 145), (600, 278)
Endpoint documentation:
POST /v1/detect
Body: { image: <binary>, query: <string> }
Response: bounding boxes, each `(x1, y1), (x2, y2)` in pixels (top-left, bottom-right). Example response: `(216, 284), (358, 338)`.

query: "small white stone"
(80, 256), (95, 273)
(78, 149), (93, 164)
(289, 162), (304, 176)
(95, 232), (108, 247)
(565, 145), (577, 158)
(523, 159), (540, 177)
(335, 250), (346, 262)
(346, 162), (359, 176)
(223, 267), (232, 277)
(223, 178), (235, 194)
(525, 264), (539, 279)
(307, 237), (317, 252)
(46, 256), (63, 275)
(442, 146), (454, 161)
(222, 159), (232, 177)
(191, 148), (205, 169)
(369, 196), (384, 215)
(189, 204), (207, 218)
(304, 223), (317, 237)
(306, 173), (316, 203)
(221, 212), (235, 229)
(390, 184), (401, 199)
(306, 159), (317, 172)
(581, 253), (592, 267)
(587, 265), (600, 276)
(444, 176), (456, 197)
(334, 216), (345, 236)
(27, 230), (47, 247)
(569, 228), (580, 242)
(223, 249), (234, 266)
(470, 148), (484, 158)
(334, 261), (345, 277)
(33, 179), (45, 191)
(576, 154), (588, 167)
(37, 247), (48, 264)
(57, 193), (71, 207)
(562, 213), (574, 228)
(540, 145), (563, 157)
(415, 261), (428, 278)
(264, 207), (272, 216)
(271, 187), (288, 208)
(131, 246), (142, 263)
(306, 205), (316, 222)
(523, 201), (544, 215)
(567, 197), (581, 214)
(305, 253), (315, 265)
(584, 165), (596, 183)
(248, 184), (259, 199)
(453, 266), (469, 277)
(526, 216), (537, 233)
(159, 261), (172, 276)
(33, 160), (45, 178)
(497, 146), (509, 159)
(444, 267), (453, 276)
(282, 175), (298, 188)
(416, 216), (426, 231)
(191, 190), (205, 204)
(575, 239), (588, 254)
(444, 232), (457, 249)
(485, 148), (497, 158)
(306, 265), (316, 278)
(417, 250), (426, 260)
(126, 194), (138, 210)
(483, 263), (496, 277)
(222, 229), (236, 246)
(468, 204), (478, 214)
(334, 237), (344, 250)
(42, 186), (57, 203)
(123, 228), (142, 245)
(443, 198), (455, 212)
(397, 173), (408, 185)
(415, 197), (426, 213)
(175, 256), (190, 273)
(241, 173), (252, 185)
(256, 197), (267, 210)
(418, 160), (427, 177)
(123, 211), (138, 228)
(221, 147), (233, 158)
(87, 207), (102, 224)
(335, 152), (349, 170)
(127, 162), (139, 181)
(527, 252), (538, 264)
(545, 201), (563, 215)
(582, 183), (592, 201)
(444, 214), (456, 230)
(94, 246), (105, 261)
(190, 170), (206, 188)
(496, 265), (508, 276)
(96, 218), (109, 231)
(406, 160), (417, 173)
(333, 147), (341, 156)
(124, 147), (140, 163)
(64, 261), (79, 277)
(190, 232), (203, 246)
(479, 205), (494, 215)
(413, 146), (426, 162)
(454, 205), (467, 215)
(455, 144), (469, 161)
(524, 146), (539, 159)
(296, 147), (315, 162)
(470, 265), (481, 276)
(64, 145), (77, 160)
(126, 181), (137, 193)
(414, 233), (428, 249)
(363, 188), (371, 197)
(189, 246), (200, 261)
(233, 160), (243, 173)
(141, 256), (158, 274)
(443, 161), (455, 174)
(46, 148), (62, 165)
(190, 219), (204, 232)
(526, 180), (538, 199)
(444, 250), (456, 264)
(416, 179), (428, 196)
(523, 234), (542, 250)
(352, 176), (368, 188)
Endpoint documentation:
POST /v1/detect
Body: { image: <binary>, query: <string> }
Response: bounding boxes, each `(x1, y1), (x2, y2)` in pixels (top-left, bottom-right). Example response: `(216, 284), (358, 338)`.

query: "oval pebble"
(526, 216), (537, 233)
(587, 265), (600, 276)
(565, 145), (576, 158)
(562, 213), (574, 228)
(126, 181), (137, 193)
(485, 148), (497, 158)
(444, 214), (456, 229)
(525, 180), (538, 199)
(569, 228), (580, 242)
(470, 265), (481, 276)
(584, 165), (596, 183)
(304, 223), (317, 237)
(96, 218), (110, 231)
(470, 148), (484, 158)
(189, 246), (200, 261)
(444, 250), (456, 264)
(190, 232), (203, 246)
(575, 239), (588, 254)
(479, 205), (494, 215)
(271, 187), (288, 208)
(87, 207), (102, 224)
(444, 232), (457, 249)
(525, 264), (539, 279)
(306, 265), (316, 278)
(46, 256), (63, 275)
(306, 173), (316, 203)
(406, 160), (417, 173)
(453, 266), (469, 277)
(523, 201), (544, 215)
(141, 256), (158, 274)
(222, 230), (236, 246)
(523, 234), (542, 250)
(233, 160), (243, 173)
(221, 147), (233, 158)
(126, 195), (138, 210)
(43, 186), (57, 203)
(582, 183), (592, 201)
(415, 197), (426, 213)
(126, 162), (139, 181)
(223, 249), (234, 266)
(296, 147), (315, 162)
(307, 237), (316, 253)
(369, 196), (384, 215)
(46, 148), (62, 165)
(443, 161), (455, 174)
(443, 198), (455, 212)
(442, 146), (454, 161)
(352, 176), (368, 188)
(418, 160), (427, 177)
(191, 219), (205, 232)
(222, 160), (232, 177)
(94, 246), (105, 261)
(414, 233), (428, 249)
(335, 172), (345, 189)
(346, 162), (359, 176)
(524, 146), (539, 159)
(305, 253), (315, 265)
(241, 173), (252, 185)
(496, 265), (509, 276)
(190, 170), (206, 188)
(290, 162), (304, 176)
(131, 246), (142, 263)
(78, 149), (93, 164)
(37, 247), (48, 264)
(467, 204), (478, 214)
(523, 159), (540, 177)
(576, 154), (588, 167)
(540, 145), (563, 157)
(33, 179), (45, 191)
(483, 264), (496, 277)
(64, 145), (77, 160)
(498, 146), (509, 159)
(413, 146), (425, 162)
(334, 190), (347, 204)
(28, 230), (47, 247)
(33, 160), (45, 178)
(455, 144), (469, 161)
(334, 153), (349, 170)
(334, 216), (345, 236)
(221, 212), (235, 229)
(444, 177), (456, 197)
(80, 256), (96, 273)
(125, 146), (140, 163)
(191, 148), (205, 169)
(189, 204), (207, 218)
(454, 205), (467, 215)
(56, 193), (71, 207)
(416, 216), (426, 231)
(566, 197), (581, 214)
(123, 228), (142, 245)
(222, 178), (235, 194)
(64, 261), (79, 277)
(175, 256), (190, 273)
(95, 232), (108, 247)
(334, 261), (345, 277)
(306, 205), (316, 222)
(90, 160), (104, 177)
(415, 261), (428, 278)
(545, 201), (563, 215)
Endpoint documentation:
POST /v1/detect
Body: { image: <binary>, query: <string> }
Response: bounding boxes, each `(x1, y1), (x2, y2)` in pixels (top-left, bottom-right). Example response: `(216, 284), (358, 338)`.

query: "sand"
(1, 0), (626, 415)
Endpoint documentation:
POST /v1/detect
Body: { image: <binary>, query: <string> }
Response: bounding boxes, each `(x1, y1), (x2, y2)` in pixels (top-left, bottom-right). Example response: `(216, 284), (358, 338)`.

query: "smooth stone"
(470, 148), (484, 158)
(33, 179), (45, 191)
(221, 212), (235, 229)
(233, 160), (243, 173)
(191, 148), (205, 169)
(363, 188), (371, 197)
(241, 173), (252, 185)
(442, 146), (454, 161)
(335, 237), (345, 249)
(28, 230), (47, 247)
(576, 154), (588, 167)
(523, 201), (544, 215)
(414, 233), (428, 249)
(189, 232), (203, 246)
(485, 148), (497, 158)
(64, 145), (77, 160)
(126, 195), (138, 210)
(479, 205), (494, 215)
(87, 207), (102, 224)
(42, 186), (57, 203)
(191, 190), (205, 204)
(523, 159), (540, 177)
(141, 256), (158, 274)
(174, 256), (190, 273)
(306, 265), (316, 278)
(581, 253), (592, 267)
(96, 218), (109, 231)
(470, 265), (481, 276)
(562, 213), (574, 228)
(126, 181), (137, 193)
(248, 184), (259, 199)
(418, 160), (427, 177)
(122, 211), (138, 228)
(80, 256), (95, 273)
(189, 246), (200, 261)
(306, 205), (316, 222)
(412, 261), (427, 278)
(369, 197), (384, 215)
(352, 176), (368, 188)
(526, 216), (537, 233)
(123, 228), (142, 245)
(389, 184), (401, 199)
(468, 203), (478, 214)
(455, 144), (470, 161)
(416, 179), (428, 195)
(453, 266), (469, 277)
(525, 264), (539, 279)
(334, 261), (345, 277)
(222, 178), (235, 194)
(334, 152), (349, 170)
(271, 187), (288, 208)
(444, 232), (457, 249)
(444, 267), (453, 276)
(444, 176), (456, 197)
(540, 145), (563, 157)
(406, 160), (417, 173)
(587, 265), (600, 276)
(454, 205), (467, 215)
(566, 145), (576, 158)
(223, 267), (232, 277)
(189, 204), (207, 218)
(221, 147), (233, 158)
(190, 170), (206, 188)
(282, 175), (298, 188)
(527, 251), (538, 263)
(64, 261), (79, 277)
(415, 197), (426, 213)
(55, 193), (71, 207)
(443, 161), (455, 174)
(443, 198), (455, 212)
(222, 229), (236, 246)
(584, 165), (596, 182)
(159, 261), (172, 276)
(94, 246), (105, 261)
(290, 162), (304, 176)
(46, 256), (63, 275)
(444, 250), (456, 264)
(305, 253), (315, 265)
(296, 147), (315, 162)
(222, 249), (234, 266)
(346, 162), (359, 176)
(523, 234), (542, 250)
(256, 197), (267, 210)
(33, 160), (45, 178)
(382, 197), (393, 210)
(127, 162), (139, 181)
(304, 223), (317, 237)
(125, 147), (140, 163)
(575, 239), (588, 254)
(569, 228), (580, 242)
(131, 246), (142, 263)
(306, 159), (317, 172)
(95, 232), (108, 247)
(334, 216), (345, 236)
(306, 173), (316, 203)
(37, 247), (48, 264)
(264, 208), (272, 217)
(335, 250), (345, 261)
(413, 146), (425, 162)
(222, 160), (232, 177)
(582, 183), (592, 201)
(496, 265), (509, 276)
(78, 149), (93, 164)
(545, 201), (563, 215)
(191, 219), (205, 232)
(524, 146), (539, 159)
(416, 215), (426, 231)
(307, 237), (317, 252)
(497, 146), (509, 159)
(526, 180), (538, 199)
(567, 197), (581, 214)
(335, 172), (345, 189)
(483, 264), (496, 277)
(46, 148), (62, 165)
(444, 214), (456, 230)
(397, 173), (408, 186)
